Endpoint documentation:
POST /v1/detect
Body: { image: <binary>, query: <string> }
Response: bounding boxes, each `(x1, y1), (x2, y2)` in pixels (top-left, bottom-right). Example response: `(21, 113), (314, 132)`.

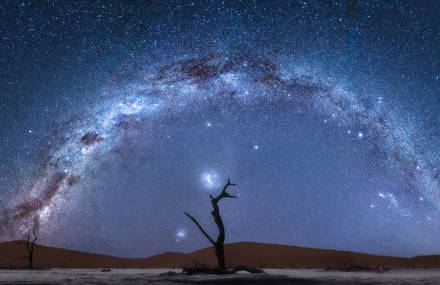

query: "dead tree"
(24, 229), (38, 269)
(184, 178), (236, 270)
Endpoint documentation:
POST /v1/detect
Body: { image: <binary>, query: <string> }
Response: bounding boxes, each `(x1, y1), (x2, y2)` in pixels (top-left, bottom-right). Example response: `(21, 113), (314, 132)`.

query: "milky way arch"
(1, 51), (438, 239)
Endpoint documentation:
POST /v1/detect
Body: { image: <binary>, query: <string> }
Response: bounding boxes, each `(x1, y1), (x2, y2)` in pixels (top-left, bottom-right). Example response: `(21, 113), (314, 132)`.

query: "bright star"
(358, 131), (364, 138)
(254, 145), (259, 150)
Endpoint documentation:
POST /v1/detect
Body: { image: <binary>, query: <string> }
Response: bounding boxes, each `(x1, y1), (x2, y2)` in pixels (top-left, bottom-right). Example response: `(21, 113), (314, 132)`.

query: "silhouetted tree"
(184, 178), (236, 270)
(24, 229), (38, 269)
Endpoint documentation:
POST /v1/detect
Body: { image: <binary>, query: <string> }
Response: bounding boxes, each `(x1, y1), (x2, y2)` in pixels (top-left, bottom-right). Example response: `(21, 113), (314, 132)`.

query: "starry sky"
(1, 0), (440, 259)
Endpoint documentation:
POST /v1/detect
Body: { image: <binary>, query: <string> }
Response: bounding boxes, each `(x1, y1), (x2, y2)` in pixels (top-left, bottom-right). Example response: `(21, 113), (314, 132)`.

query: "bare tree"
(184, 178), (236, 270)
(24, 229), (38, 269)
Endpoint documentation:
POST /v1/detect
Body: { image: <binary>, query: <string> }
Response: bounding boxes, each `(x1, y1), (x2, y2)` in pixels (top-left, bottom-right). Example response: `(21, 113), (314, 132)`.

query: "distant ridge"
(1, 240), (439, 269)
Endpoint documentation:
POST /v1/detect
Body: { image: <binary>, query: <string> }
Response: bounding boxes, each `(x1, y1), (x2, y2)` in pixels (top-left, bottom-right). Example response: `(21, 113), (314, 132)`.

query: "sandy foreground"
(1, 268), (440, 284)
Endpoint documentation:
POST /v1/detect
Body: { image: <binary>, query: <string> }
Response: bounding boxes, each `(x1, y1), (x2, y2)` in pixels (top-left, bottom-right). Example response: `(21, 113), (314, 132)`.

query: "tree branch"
(32, 229), (38, 244)
(212, 177), (237, 202)
(184, 212), (215, 245)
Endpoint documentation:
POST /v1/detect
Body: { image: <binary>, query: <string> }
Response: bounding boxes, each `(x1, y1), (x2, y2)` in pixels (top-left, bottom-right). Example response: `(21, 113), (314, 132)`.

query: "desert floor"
(1, 268), (440, 284)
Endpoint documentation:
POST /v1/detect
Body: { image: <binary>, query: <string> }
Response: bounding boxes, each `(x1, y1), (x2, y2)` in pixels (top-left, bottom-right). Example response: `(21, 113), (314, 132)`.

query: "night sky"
(1, 0), (440, 259)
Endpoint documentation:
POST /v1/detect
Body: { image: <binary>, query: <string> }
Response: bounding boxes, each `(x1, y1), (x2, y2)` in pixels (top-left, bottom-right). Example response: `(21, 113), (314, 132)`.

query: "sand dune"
(1, 240), (439, 269)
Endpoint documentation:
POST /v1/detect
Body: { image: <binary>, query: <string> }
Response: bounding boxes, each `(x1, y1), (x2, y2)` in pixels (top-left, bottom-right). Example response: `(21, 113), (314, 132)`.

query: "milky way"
(1, 51), (439, 251)
(1, 1), (440, 258)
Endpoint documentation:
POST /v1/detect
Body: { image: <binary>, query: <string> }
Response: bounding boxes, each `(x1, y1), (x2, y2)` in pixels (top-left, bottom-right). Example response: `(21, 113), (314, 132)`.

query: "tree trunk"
(211, 196), (226, 270)
(28, 251), (33, 269)
(215, 243), (226, 270)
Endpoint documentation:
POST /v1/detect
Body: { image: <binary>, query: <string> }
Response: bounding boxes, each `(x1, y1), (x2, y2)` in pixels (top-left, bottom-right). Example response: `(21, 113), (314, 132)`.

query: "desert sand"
(1, 240), (440, 269)
(2, 241), (440, 284)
